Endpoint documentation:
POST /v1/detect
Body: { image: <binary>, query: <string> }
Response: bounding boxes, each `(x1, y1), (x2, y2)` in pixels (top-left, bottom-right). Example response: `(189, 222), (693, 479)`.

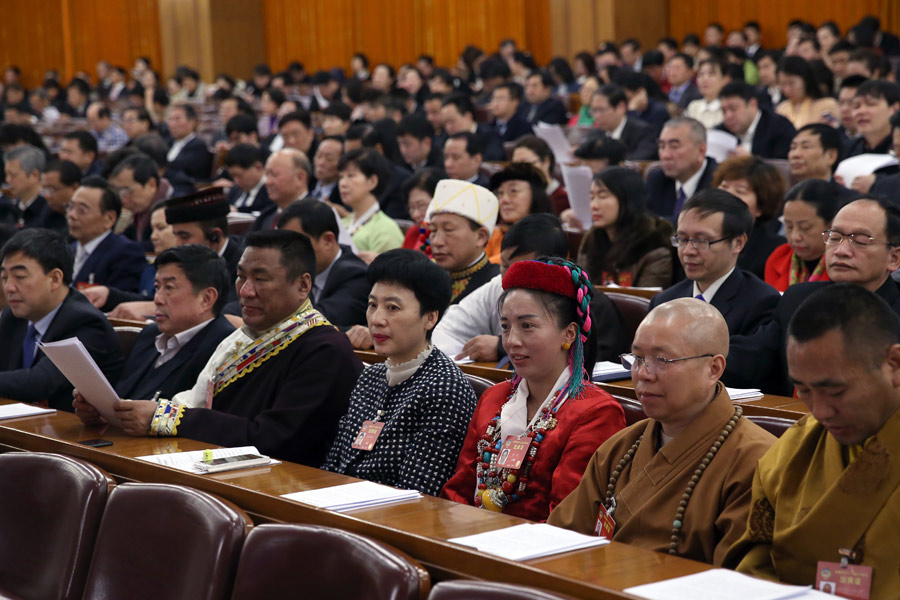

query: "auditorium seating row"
(0, 451), (572, 600)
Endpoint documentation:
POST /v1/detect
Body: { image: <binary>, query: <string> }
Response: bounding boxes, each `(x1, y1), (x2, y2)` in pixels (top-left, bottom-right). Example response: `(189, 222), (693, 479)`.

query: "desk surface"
(0, 405), (713, 600)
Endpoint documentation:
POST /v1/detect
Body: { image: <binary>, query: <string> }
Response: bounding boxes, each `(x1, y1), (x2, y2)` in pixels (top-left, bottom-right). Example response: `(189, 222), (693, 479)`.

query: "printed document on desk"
(137, 445), (277, 474)
(39, 337), (123, 427)
(449, 523), (608, 561)
(282, 480), (421, 511)
(0, 403), (55, 420)
(624, 569), (830, 600)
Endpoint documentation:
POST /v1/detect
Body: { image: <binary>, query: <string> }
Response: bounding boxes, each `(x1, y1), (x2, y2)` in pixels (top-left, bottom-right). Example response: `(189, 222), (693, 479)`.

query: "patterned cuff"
(149, 399), (186, 437)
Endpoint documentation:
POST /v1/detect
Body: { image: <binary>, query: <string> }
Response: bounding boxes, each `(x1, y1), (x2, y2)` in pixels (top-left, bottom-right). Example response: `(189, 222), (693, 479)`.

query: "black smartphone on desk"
(78, 438), (113, 448)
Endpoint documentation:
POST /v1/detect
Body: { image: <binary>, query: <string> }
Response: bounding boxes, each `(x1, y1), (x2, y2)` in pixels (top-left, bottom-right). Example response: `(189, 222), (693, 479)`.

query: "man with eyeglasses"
(109, 154), (169, 251)
(729, 197), (900, 395)
(649, 189), (780, 336)
(550, 299), (775, 565)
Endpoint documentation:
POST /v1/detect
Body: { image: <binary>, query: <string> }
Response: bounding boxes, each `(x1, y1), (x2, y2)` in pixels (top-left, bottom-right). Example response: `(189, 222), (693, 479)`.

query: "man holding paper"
(75, 230), (362, 466)
(0, 228), (122, 410)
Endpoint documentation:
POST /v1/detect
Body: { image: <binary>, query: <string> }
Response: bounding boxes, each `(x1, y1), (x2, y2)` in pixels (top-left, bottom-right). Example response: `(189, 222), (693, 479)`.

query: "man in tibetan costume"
(75, 230), (362, 465)
(726, 284), (900, 598)
(548, 298), (775, 565)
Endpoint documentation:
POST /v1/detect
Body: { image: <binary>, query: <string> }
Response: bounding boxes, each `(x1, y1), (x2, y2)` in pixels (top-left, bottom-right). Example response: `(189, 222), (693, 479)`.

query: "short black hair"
(397, 114), (434, 141)
(132, 133), (170, 169)
(123, 106), (155, 130)
(224, 143), (265, 169)
(277, 198), (339, 238)
(337, 147), (391, 196)
(323, 102), (352, 122)
(839, 74), (868, 92)
(244, 229), (316, 282)
(527, 69), (554, 89)
(80, 175), (122, 220)
(855, 80), (900, 107)
(112, 153), (160, 185)
(154, 244), (230, 314)
(366, 248), (452, 332)
(788, 283), (900, 369)
(494, 81), (524, 103)
(784, 179), (841, 224)
(172, 103), (198, 121)
(683, 33), (700, 46)
(225, 114), (258, 137)
(401, 167), (442, 204)
(744, 21), (760, 31)
(0, 228), (73, 285)
(596, 83), (627, 109)
(573, 135), (626, 165)
(262, 87), (286, 105)
(829, 40), (857, 56)
(63, 130), (98, 157)
(441, 93), (475, 118)
(642, 50), (665, 68)
(501, 213), (568, 259)
(680, 188), (753, 239)
(447, 131), (483, 158)
(279, 109), (312, 130)
(794, 124), (843, 172)
(719, 81), (757, 102)
(45, 160), (82, 186)
(68, 78), (90, 97)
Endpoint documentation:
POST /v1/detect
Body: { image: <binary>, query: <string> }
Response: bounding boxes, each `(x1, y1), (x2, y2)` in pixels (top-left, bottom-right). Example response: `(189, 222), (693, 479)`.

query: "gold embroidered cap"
(424, 179), (499, 235)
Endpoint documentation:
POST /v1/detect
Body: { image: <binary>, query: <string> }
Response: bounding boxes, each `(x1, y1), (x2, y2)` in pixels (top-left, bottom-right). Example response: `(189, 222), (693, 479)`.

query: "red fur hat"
(502, 260), (576, 299)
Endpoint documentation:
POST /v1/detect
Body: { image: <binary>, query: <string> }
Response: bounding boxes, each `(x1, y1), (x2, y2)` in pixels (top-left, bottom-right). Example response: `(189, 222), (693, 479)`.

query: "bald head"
(265, 148), (311, 207)
(642, 298), (729, 357)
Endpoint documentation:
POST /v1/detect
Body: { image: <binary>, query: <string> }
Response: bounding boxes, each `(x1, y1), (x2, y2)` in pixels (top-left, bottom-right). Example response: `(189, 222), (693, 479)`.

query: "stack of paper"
(0, 403), (55, 420)
(136, 445), (276, 474)
(533, 122), (574, 167)
(705, 130), (739, 163)
(726, 387), (764, 402)
(282, 481), (421, 511)
(448, 523), (608, 561)
(592, 361), (631, 382)
(624, 569), (828, 600)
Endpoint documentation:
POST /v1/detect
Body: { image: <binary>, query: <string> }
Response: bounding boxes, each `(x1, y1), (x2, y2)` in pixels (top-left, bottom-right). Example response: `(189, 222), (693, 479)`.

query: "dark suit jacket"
(629, 99), (670, 138)
(0, 291), (123, 410)
(314, 245), (370, 328)
(167, 137), (213, 183)
(494, 114), (533, 144)
(115, 315), (235, 400)
(522, 98), (568, 126)
(738, 219), (785, 280)
(471, 173), (491, 189)
(670, 83), (703, 110)
(645, 158), (718, 221)
(474, 123), (506, 162)
(714, 109), (795, 160)
(619, 117), (658, 160)
(226, 182), (273, 214)
(728, 278), (900, 395)
(72, 232), (147, 293)
(379, 162), (413, 220)
(650, 268), (780, 337)
(0, 195), (51, 230)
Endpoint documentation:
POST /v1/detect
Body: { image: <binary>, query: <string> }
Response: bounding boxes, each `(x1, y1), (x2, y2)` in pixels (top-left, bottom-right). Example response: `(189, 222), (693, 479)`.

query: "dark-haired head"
(680, 188), (753, 239)
(593, 166), (647, 232)
(337, 147), (390, 197)
(0, 228), (73, 285)
(500, 213), (569, 269)
(154, 244), (230, 315)
(244, 229), (316, 283)
(712, 155), (786, 221)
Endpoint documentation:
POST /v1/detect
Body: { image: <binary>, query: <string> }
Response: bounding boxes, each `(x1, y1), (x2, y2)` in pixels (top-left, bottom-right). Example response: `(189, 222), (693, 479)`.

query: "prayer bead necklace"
(602, 405), (743, 555)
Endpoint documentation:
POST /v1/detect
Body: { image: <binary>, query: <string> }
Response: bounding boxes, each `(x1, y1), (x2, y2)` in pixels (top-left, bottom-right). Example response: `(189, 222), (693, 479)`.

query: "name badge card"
(816, 561), (872, 599)
(496, 435), (531, 470)
(594, 503), (616, 539)
(351, 421), (385, 451)
(205, 380), (214, 409)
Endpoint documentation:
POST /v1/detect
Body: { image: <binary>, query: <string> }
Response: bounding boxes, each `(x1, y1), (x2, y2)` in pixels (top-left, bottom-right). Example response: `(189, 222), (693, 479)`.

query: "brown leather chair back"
(746, 414), (797, 438)
(429, 580), (572, 600)
(603, 292), (651, 350)
(0, 452), (113, 600)
(83, 483), (252, 600)
(230, 523), (429, 600)
(613, 394), (647, 426)
(113, 326), (143, 360)
(465, 373), (495, 401)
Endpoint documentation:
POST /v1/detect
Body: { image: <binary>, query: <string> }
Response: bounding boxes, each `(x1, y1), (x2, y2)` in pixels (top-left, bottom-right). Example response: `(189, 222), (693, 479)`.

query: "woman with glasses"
(577, 167), (674, 288)
(764, 179), (840, 292)
(441, 257), (625, 521)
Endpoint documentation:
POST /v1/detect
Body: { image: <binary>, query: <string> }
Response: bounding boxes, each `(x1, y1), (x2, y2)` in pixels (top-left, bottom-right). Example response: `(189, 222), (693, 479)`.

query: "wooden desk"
(0, 407), (712, 599)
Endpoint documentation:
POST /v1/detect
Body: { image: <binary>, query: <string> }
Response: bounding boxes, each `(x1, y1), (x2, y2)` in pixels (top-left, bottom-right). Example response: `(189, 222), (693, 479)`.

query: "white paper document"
(534, 122), (575, 167)
(592, 361), (631, 381)
(39, 337), (123, 427)
(624, 569), (827, 600)
(705, 130), (739, 163)
(448, 523), (608, 561)
(136, 445), (276, 474)
(282, 480), (421, 511)
(0, 403), (56, 420)
(560, 164), (593, 229)
(835, 153), (898, 187)
(726, 387), (764, 401)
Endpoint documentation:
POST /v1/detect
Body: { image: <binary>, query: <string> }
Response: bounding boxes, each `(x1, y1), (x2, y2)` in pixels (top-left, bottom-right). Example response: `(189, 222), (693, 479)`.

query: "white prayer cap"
(424, 179), (499, 235)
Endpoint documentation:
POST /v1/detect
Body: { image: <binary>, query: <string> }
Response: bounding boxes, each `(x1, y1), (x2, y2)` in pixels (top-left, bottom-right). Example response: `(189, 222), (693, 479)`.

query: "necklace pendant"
(607, 495), (617, 517)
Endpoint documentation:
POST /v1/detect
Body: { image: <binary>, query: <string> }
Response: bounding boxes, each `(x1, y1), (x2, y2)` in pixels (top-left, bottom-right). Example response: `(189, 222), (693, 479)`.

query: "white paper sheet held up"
(39, 337), (123, 427)
(560, 164), (593, 230)
(534, 122), (575, 167)
(624, 569), (826, 600)
(136, 445), (276, 474)
(282, 480), (421, 511)
(726, 387), (764, 401)
(835, 153), (899, 187)
(705, 130), (739, 163)
(333, 206), (360, 254)
(449, 523), (608, 561)
(0, 403), (56, 420)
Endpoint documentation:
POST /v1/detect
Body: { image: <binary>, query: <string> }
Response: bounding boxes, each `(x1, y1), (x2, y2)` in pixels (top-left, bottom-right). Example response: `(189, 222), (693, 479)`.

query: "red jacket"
(441, 380), (625, 522)
(764, 243), (830, 292)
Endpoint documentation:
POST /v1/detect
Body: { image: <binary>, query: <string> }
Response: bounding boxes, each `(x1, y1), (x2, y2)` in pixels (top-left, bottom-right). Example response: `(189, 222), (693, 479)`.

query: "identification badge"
(816, 561), (872, 599)
(75, 282), (95, 291)
(205, 380), (214, 409)
(496, 435), (531, 470)
(594, 502), (616, 539)
(351, 421), (385, 451)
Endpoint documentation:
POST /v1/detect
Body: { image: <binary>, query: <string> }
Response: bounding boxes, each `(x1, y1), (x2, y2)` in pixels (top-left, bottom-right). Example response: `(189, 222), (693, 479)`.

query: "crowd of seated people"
(4, 13), (900, 594)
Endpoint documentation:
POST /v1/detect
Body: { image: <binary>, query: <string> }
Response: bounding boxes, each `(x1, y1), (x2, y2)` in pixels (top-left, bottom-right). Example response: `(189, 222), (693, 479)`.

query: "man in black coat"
(586, 83), (657, 160)
(717, 81), (795, 159)
(728, 197), (900, 395)
(165, 104), (213, 183)
(489, 82), (533, 143)
(0, 229), (123, 411)
(520, 70), (568, 126)
(650, 190), (780, 338)
(646, 117), (717, 221)
(223, 143), (273, 214)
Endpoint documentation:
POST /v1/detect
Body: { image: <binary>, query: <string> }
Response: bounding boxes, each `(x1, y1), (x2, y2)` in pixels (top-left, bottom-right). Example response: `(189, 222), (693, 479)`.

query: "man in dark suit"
(309, 136), (345, 207)
(717, 82), (795, 159)
(650, 190), (780, 338)
(587, 84), (657, 160)
(788, 124), (858, 204)
(114, 245), (235, 400)
(397, 114), (442, 173)
(252, 149), (311, 231)
(0, 145), (49, 230)
(67, 176), (147, 293)
(646, 117), (717, 221)
(667, 54), (702, 111)
(59, 131), (101, 177)
(488, 82), (533, 143)
(440, 93), (505, 162)
(443, 132), (490, 188)
(223, 143), (272, 214)
(165, 104), (213, 183)
(109, 153), (166, 251)
(520, 70), (568, 126)
(278, 199), (369, 328)
(728, 197), (900, 395)
(0, 228), (123, 411)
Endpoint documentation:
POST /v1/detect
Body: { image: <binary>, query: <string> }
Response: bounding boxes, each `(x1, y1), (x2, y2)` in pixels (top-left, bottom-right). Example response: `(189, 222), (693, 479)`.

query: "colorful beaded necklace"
(474, 381), (568, 512)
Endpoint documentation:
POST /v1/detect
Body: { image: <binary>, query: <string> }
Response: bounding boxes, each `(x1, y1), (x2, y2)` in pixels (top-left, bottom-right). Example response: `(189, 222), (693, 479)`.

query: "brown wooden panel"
(0, 0), (66, 88)
(209, 0), (265, 83)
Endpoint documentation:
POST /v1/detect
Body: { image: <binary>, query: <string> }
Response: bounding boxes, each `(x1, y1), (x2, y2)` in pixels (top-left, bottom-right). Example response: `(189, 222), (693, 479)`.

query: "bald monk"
(726, 284), (900, 597)
(548, 299), (775, 565)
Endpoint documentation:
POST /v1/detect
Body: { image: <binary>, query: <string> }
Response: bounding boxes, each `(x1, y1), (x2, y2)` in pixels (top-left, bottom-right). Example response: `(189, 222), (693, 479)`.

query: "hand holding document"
(705, 130), (739, 163)
(449, 523), (608, 561)
(282, 481), (421, 512)
(39, 337), (123, 427)
(560, 164), (593, 230)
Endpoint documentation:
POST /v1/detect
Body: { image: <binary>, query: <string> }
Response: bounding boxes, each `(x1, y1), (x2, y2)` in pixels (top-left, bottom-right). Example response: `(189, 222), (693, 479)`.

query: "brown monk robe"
(549, 299), (775, 565)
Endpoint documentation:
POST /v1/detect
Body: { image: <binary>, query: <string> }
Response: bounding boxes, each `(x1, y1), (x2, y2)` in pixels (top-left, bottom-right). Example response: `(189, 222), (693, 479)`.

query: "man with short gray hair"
(252, 148), (311, 231)
(645, 117), (718, 221)
(1, 145), (49, 230)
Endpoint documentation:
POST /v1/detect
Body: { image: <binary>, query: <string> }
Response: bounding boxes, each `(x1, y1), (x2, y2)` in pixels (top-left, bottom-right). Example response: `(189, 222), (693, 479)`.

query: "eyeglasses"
(671, 235), (730, 250)
(620, 352), (714, 375)
(822, 229), (895, 248)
